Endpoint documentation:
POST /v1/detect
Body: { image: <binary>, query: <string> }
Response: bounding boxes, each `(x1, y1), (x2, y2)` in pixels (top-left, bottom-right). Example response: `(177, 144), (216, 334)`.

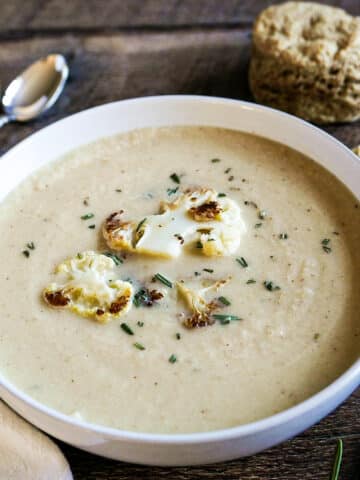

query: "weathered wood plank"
(0, 0), (358, 34)
(0, 30), (252, 155)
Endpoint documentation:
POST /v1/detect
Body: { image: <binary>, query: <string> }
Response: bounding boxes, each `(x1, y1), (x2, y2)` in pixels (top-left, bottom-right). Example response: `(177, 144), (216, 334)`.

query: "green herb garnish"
(135, 218), (147, 233)
(103, 252), (123, 265)
(254, 223), (262, 228)
(137, 321), (144, 327)
(88, 224), (96, 229)
(217, 193), (226, 198)
(170, 173), (180, 184)
(321, 238), (332, 253)
(175, 332), (181, 340)
(195, 241), (203, 249)
(167, 186), (179, 196)
(168, 354), (177, 363)
(244, 200), (258, 208)
(218, 296), (231, 306)
(236, 257), (248, 268)
(115, 188), (122, 193)
(77, 253), (83, 259)
(224, 167), (231, 174)
(330, 439), (343, 480)
(279, 233), (288, 239)
(263, 280), (281, 291)
(133, 342), (145, 351)
(22, 250), (30, 258)
(120, 323), (134, 335)
(211, 158), (221, 163)
(81, 213), (94, 220)
(133, 289), (151, 307)
(194, 271), (201, 276)
(228, 175), (234, 181)
(258, 210), (267, 220)
(246, 279), (256, 284)
(213, 314), (241, 324)
(203, 268), (214, 273)
(27, 242), (35, 250)
(154, 273), (173, 288)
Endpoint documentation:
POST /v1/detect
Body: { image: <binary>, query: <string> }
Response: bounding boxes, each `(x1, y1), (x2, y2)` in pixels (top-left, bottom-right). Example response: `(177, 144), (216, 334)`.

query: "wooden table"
(0, 1), (359, 478)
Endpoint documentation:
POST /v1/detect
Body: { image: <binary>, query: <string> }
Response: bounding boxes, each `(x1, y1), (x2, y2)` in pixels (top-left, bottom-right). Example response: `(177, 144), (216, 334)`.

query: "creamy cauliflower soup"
(0, 127), (359, 434)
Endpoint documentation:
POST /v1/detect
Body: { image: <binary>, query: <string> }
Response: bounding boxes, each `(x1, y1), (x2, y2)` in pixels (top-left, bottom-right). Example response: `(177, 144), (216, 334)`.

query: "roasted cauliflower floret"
(43, 251), (133, 323)
(177, 278), (229, 328)
(103, 211), (136, 252)
(103, 188), (246, 258)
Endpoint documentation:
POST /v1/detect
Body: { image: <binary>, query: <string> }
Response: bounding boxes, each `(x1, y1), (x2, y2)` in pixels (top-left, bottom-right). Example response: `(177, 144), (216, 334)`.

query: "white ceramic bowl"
(0, 96), (359, 466)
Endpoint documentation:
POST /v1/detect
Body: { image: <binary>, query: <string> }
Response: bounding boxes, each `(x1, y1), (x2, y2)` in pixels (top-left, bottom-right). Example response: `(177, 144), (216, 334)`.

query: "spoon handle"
(0, 115), (10, 128)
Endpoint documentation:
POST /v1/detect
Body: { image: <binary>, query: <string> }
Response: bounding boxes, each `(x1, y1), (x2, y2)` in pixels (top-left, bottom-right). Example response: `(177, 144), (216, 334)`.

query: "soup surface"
(0, 127), (359, 433)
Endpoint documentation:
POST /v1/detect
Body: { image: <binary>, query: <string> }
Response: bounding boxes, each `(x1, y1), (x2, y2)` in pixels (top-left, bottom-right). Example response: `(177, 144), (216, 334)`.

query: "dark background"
(0, 1), (359, 478)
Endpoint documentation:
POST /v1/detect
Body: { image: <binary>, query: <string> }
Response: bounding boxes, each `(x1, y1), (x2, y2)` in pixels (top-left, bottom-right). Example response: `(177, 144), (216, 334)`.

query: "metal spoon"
(0, 54), (69, 128)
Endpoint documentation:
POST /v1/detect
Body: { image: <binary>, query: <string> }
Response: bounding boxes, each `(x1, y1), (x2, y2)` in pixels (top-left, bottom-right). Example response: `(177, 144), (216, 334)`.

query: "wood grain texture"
(0, 0), (358, 34)
(0, 31), (359, 156)
(0, 1), (359, 479)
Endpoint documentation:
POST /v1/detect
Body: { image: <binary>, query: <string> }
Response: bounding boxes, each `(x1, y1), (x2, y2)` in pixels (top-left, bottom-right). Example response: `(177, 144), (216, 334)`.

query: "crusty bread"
(249, 2), (360, 124)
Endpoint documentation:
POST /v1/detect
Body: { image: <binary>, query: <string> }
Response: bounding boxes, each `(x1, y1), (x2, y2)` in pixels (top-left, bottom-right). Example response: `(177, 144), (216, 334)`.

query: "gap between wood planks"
(0, 23), (253, 41)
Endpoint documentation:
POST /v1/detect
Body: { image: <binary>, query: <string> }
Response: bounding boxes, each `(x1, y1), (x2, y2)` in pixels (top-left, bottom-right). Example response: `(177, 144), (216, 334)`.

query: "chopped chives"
(81, 213), (94, 220)
(154, 273), (173, 288)
(224, 167), (231, 174)
(88, 224), (96, 229)
(218, 296), (231, 306)
(213, 314), (241, 324)
(203, 268), (214, 273)
(168, 354), (177, 363)
(246, 279), (256, 284)
(263, 281), (281, 291)
(137, 321), (144, 327)
(254, 223), (262, 228)
(279, 233), (288, 239)
(170, 173), (180, 184)
(133, 342), (145, 351)
(120, 323), (134, 335)
(211, 158), (221, 163)
(321, 238), (332, 253)
(103, 252), (123, 265)
(195, 241), (203, 249)
(217, 193), (226, 198)
(22, 250), (30, 258)
(236, 257), (248, 268)
(135, 218), (147, 232)
(26, 242), (35, 250)
(167, 186), (179, 196)
(175, 333), (181, 340)
(115, 188), (122, 193)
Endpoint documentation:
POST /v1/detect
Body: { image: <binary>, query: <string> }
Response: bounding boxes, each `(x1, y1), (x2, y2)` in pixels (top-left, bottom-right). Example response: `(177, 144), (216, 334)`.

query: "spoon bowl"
(1, 54), (68, 125)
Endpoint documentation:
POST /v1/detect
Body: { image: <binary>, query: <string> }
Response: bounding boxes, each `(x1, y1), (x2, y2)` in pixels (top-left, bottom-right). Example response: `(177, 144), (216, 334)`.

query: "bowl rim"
(0, 94), (359, 444)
